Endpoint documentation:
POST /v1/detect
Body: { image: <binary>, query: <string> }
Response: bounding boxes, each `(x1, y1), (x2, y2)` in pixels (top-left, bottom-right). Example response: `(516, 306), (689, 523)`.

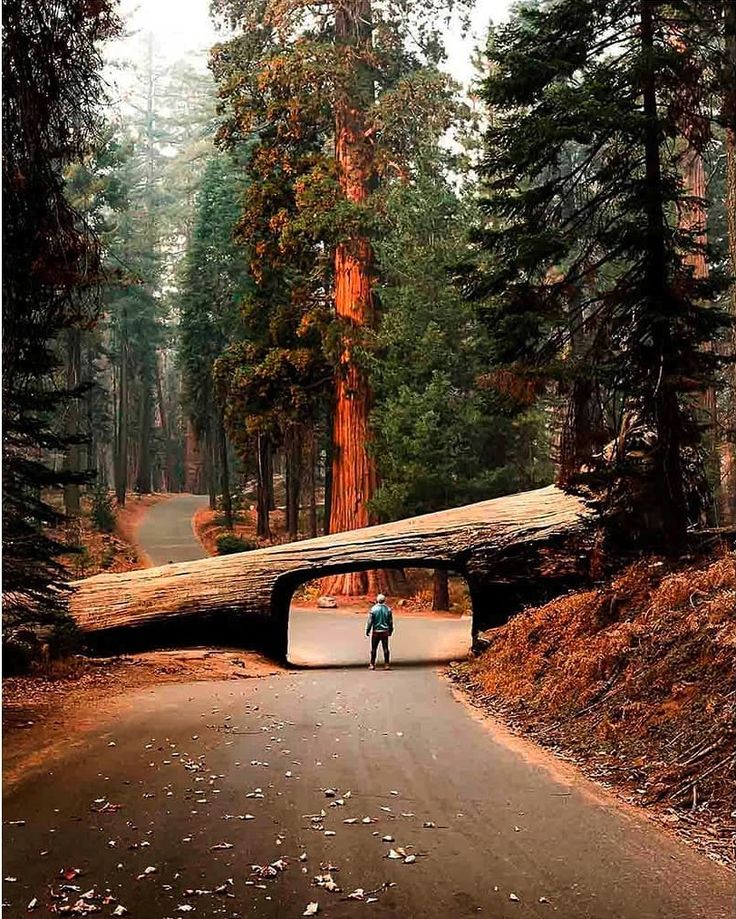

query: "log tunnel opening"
(71, 486), (595, 659)
(269, 562), (474, 667)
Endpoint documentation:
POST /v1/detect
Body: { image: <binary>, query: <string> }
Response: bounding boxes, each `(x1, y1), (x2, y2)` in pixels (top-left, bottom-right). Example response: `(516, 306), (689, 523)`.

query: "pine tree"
(371, 168), (551, 605)
(2, 0), (120, 625)
(462, 0), (730, 552)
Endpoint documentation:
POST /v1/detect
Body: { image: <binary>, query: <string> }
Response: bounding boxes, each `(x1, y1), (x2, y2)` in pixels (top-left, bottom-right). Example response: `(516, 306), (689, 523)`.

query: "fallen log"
(70, 485), (595, 657)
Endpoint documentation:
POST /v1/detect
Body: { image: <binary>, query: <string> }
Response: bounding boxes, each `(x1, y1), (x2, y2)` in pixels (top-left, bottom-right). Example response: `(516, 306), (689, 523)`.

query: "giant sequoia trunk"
(324, 0), (397, 596)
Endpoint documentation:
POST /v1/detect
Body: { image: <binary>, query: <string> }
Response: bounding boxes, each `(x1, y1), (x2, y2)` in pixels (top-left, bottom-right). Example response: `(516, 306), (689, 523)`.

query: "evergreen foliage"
(371, 170), (551, 523)
(215, 533), (257, 555)
(90, 483), (116, 534)
(461, 0), (731, 550)
(2, 0), (120, 624)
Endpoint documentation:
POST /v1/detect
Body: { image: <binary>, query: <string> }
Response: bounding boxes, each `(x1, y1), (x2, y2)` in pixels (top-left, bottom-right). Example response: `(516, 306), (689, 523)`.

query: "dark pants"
(370, 630), (390, 665)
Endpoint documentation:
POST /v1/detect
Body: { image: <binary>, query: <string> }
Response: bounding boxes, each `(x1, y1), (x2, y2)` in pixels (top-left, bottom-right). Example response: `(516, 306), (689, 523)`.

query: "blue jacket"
(366, 603), (393, 635)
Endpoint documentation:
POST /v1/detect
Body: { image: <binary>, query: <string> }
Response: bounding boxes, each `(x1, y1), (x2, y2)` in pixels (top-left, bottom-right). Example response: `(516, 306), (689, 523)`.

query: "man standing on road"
(366, 593), (393, 670)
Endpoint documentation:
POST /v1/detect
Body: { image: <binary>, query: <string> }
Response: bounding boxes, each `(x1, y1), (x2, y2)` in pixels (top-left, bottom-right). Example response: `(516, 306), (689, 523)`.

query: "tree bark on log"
(70, 485), (594, 658)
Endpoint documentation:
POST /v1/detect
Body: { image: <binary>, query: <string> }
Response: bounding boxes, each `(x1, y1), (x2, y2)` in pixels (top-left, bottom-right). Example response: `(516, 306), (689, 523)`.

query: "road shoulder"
(2, 649), (283, 793)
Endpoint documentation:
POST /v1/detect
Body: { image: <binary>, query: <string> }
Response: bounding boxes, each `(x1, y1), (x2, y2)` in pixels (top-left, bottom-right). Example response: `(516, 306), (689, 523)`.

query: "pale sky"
(112, 0), (513, 89)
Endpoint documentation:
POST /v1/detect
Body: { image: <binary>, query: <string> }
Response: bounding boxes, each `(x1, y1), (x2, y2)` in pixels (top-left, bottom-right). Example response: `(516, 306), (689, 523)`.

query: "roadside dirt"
(2, 649), (283, 791)
(55, 493), (171, 578)
(114, 493), (171, 568)
(450, 550), (736, 868)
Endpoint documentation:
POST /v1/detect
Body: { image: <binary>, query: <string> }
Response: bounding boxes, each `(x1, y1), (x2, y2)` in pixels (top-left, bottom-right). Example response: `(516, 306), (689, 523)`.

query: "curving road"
(2, 495), (732, 918)
(136, 493), (211, 566)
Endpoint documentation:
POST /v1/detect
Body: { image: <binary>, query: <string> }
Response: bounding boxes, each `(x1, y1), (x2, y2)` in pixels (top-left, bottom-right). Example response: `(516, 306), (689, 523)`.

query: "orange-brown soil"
(451, 551), (736, 866)
(56, 493), (170, 578)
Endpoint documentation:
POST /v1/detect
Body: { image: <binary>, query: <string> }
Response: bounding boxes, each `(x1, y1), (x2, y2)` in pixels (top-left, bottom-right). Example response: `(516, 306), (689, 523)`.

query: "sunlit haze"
(111, 0), (513, 88)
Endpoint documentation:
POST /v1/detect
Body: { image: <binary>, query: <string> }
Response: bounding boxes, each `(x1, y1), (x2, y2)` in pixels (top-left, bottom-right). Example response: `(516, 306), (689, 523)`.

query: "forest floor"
(2, 648), (282, 791)
(56, 493), (169, 578)
(193, 504), (312, 556)
(450, 550), (736, 867)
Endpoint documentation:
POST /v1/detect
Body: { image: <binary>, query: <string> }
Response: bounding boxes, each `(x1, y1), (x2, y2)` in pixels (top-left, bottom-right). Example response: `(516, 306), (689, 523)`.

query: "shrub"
(90, 483), (116, 533)
(216, 533), (256, 555)
(2, 615), (80, 675)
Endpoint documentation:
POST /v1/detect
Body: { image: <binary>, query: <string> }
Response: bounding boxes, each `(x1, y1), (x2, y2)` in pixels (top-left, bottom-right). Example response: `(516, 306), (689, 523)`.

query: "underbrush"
(452, 551), (736, 863)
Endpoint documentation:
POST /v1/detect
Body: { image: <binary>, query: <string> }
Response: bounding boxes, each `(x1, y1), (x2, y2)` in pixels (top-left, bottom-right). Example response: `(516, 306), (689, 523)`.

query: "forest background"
(3, 0), (735, 634)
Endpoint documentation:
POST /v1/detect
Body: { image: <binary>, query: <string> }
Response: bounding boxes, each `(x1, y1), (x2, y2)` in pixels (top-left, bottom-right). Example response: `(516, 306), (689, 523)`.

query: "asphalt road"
(3, 672), (733, 918)
(288, 608), (472, 667)
(136, 494), (211, 566)
(4, 495), (732, 917)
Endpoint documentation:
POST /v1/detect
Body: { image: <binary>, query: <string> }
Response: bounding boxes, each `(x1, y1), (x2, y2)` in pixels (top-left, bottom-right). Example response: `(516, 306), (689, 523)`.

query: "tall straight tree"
(212, 0), (467, 591)
(462, 0), (729, 552)
(722, 0), (736, 522)
(180, 153), (252, 527)
(2, 0), (120, 624)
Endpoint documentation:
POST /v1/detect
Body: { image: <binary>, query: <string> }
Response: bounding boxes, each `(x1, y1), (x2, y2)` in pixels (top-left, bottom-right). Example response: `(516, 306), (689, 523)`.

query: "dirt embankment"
(451, 551), (736, 866)
(57, 493), (170, 578)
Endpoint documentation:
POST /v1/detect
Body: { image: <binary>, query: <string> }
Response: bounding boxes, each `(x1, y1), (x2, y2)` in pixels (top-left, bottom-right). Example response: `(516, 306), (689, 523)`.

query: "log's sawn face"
(70, 485), (595, 659)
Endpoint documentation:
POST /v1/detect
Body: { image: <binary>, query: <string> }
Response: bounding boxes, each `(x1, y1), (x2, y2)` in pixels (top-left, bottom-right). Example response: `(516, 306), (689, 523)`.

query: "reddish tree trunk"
(432, 569), (450, 612)
(323, 0), (397, 596)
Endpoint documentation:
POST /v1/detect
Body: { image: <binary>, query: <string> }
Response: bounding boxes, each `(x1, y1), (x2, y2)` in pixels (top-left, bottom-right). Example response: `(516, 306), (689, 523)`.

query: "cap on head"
(376, 594), (386, 604)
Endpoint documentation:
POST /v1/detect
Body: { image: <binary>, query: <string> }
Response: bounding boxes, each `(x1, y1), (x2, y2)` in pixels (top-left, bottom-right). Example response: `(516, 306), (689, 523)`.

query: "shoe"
(369, 664), (375, 670)
(384, 664), (391, 670)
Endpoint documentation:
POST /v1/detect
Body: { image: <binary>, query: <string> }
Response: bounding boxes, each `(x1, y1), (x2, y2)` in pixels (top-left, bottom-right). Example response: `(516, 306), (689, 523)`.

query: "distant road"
(288, 607), (471, 666)
(135, 493), (210, 566)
